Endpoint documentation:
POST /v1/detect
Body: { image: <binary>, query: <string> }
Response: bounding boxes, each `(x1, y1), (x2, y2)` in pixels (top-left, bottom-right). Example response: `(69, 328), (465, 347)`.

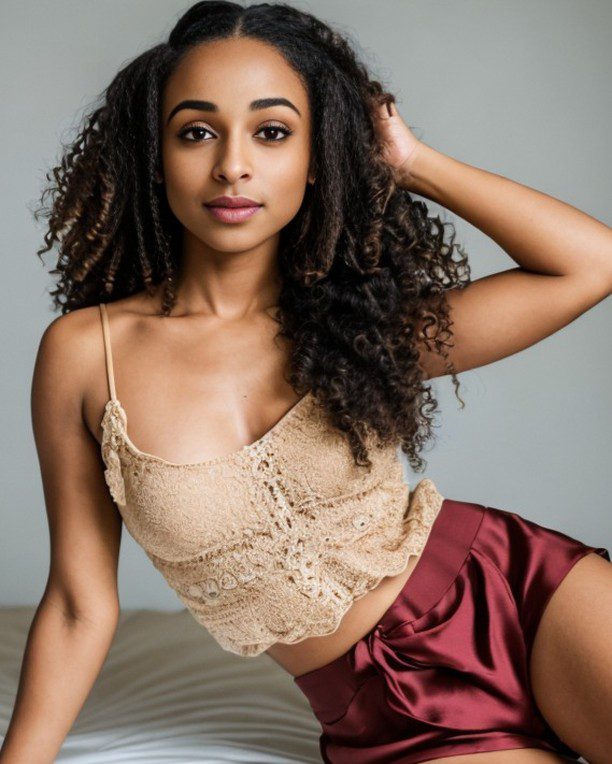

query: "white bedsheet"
(0, 607), (322, 763)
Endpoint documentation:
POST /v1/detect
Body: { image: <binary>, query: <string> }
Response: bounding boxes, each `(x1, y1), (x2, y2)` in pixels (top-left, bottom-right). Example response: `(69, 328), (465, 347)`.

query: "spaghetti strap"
(99, 303), (117, 402)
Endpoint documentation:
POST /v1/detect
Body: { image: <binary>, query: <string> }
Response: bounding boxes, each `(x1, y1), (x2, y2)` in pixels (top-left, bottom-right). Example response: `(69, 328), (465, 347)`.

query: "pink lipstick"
(204, 194), (263, 224)
(205, 205), (262, 223)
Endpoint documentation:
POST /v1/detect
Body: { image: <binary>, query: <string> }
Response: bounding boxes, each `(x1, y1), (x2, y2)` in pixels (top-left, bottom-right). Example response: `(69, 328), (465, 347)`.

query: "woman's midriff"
(264, 551), (422, 678)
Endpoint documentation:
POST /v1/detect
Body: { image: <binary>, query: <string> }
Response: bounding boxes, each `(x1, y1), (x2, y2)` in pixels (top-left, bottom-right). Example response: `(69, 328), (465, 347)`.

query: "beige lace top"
(98, 303), (445, 657)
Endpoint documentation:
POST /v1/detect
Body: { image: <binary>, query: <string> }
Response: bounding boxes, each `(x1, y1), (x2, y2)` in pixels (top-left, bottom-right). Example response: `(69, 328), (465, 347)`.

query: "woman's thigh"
(426, 749), (576, 763)
(529, 551), (612, 763)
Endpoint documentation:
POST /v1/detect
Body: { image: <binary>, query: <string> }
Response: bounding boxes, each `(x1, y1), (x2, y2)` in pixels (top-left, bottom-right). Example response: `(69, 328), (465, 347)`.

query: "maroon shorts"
(294, 498), (610, 763)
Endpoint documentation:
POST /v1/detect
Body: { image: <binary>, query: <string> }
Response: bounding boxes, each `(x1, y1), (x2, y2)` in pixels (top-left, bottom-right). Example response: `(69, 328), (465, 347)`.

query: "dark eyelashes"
(177, 124), (294, 143)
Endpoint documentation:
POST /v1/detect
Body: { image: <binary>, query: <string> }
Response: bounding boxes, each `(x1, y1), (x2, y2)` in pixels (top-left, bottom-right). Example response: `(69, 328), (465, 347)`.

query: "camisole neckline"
(101, 391), (313, 470)
(98, 302), (313, 469)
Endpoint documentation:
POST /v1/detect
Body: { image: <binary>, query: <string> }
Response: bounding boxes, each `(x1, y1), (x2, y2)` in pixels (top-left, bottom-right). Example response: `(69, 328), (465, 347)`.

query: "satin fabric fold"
(294, 498), (610, 764)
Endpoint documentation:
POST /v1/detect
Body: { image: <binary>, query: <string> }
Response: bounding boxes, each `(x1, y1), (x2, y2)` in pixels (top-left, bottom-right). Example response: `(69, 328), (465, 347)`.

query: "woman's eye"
(178, 123), (293, 143)
(254, 124), (293, 142)
(178, 125), (213, 142)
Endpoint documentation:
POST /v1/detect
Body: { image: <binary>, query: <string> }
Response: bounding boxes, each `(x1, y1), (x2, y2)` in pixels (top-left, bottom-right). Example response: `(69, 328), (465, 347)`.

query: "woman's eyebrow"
(166, 97), (301, 124)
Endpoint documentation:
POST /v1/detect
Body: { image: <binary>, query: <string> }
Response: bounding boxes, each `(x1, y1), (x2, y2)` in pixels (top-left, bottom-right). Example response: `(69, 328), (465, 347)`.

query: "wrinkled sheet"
(0, 607), (321, 763)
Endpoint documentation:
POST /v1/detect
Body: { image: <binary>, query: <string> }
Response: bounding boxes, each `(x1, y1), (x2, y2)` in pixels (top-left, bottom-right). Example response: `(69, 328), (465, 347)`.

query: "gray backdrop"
(1, 0), (610, 609)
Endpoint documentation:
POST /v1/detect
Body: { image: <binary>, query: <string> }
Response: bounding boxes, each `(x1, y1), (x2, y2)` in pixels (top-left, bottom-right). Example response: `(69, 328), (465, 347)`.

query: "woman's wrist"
(395, 140), (437, 195)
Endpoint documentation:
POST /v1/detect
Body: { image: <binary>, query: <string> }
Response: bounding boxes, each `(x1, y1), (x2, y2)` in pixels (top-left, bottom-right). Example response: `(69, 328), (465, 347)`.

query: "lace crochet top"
(98, 303), (445, 657)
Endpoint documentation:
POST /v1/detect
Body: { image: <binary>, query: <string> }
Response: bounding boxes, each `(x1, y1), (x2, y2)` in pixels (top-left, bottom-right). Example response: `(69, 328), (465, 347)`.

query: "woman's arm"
(0, 602), (119, 764)
(0, 313), (122, 764)
(401, 142), (612, 379)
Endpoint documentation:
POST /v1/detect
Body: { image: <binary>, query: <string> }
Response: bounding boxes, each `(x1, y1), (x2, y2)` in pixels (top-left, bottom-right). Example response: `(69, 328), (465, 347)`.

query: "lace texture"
(100, 393), (445, 656)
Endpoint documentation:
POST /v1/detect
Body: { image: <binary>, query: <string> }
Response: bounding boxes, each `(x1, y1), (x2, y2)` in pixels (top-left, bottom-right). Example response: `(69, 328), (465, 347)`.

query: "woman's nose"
(211, 136), (253, 183)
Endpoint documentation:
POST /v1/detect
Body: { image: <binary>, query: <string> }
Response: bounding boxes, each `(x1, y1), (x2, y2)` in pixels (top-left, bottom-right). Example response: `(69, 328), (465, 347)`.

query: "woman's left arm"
(395, 138), (612, 379)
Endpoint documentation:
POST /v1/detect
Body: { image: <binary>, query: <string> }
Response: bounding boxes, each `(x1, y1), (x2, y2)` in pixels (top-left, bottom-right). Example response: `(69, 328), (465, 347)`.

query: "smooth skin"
(3, 35), (611, 764)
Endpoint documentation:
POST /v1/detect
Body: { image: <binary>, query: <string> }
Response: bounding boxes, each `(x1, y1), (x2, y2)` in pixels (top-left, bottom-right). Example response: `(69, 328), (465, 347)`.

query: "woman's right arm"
(0, 311), (123, 764)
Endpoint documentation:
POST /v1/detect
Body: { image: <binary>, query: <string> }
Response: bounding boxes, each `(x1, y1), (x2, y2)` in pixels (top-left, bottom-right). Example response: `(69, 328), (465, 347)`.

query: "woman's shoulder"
(35, 291), (152, 414)
(38, 305), (99, 372)
(32, 309), (102, 447)
(41, 288), (156, 345)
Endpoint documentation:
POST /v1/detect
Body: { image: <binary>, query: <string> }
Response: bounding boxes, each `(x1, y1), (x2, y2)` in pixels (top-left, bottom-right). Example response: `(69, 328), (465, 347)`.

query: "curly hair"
(33, 0), (471, 472)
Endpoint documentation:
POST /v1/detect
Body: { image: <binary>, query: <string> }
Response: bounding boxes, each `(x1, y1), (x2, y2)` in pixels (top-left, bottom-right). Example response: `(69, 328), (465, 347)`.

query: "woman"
(3, 2), (611, 762)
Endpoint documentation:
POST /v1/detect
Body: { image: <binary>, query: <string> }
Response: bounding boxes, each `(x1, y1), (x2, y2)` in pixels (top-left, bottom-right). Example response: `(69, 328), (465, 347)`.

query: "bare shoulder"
(36, 307), (99, 388)
(36, 292), (151, 398)
(36, 305), (110, 394)
(34, 302), (118, 437)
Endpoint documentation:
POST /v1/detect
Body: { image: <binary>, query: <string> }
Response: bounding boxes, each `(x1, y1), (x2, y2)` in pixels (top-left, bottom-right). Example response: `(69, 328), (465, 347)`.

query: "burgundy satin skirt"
(294, 498), (610, 763)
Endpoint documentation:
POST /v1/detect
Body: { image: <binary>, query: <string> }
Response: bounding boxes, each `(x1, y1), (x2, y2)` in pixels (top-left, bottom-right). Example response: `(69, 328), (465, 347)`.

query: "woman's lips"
(204, 204), (262, 223)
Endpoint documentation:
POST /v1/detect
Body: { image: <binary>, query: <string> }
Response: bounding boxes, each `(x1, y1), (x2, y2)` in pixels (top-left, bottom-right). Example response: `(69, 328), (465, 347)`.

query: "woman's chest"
(105, 403), (406, 561)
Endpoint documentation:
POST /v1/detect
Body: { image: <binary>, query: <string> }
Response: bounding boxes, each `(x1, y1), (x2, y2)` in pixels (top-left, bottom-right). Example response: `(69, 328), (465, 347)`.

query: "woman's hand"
(372, 99), (423, 189)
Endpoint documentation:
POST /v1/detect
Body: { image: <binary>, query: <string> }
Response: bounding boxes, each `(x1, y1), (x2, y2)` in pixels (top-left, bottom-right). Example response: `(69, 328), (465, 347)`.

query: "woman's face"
(160, 37), (313, 255)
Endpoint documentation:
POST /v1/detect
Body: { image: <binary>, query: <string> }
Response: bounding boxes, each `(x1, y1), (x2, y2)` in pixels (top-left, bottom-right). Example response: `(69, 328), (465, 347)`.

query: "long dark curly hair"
(33, 0), (471, 471)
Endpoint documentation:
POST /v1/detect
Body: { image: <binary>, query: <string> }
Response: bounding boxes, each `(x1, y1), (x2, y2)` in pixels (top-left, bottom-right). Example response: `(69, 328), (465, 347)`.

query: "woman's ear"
(154, 168), (164, 184)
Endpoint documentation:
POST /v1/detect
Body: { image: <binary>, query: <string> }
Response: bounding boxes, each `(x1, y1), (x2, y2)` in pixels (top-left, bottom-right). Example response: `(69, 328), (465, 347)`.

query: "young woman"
(3, 2), (611, 762)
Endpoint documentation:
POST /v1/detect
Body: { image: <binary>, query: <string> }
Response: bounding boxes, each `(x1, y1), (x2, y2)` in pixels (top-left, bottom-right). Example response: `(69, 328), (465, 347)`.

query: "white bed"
(0, 606), (322, 763)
